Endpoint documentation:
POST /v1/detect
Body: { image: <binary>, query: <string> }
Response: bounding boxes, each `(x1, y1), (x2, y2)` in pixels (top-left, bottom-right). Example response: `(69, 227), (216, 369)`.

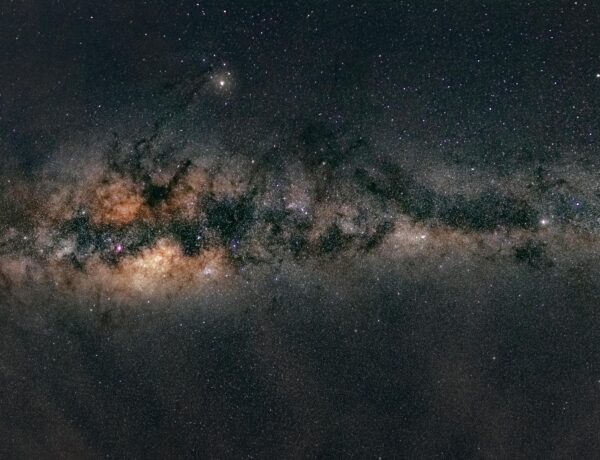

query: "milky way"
(2, 1), (600, 458)
(2, 111), (599, 308)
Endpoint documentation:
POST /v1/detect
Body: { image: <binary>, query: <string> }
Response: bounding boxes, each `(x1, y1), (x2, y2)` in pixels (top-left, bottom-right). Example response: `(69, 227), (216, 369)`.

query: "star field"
(1, 1), (600, 458)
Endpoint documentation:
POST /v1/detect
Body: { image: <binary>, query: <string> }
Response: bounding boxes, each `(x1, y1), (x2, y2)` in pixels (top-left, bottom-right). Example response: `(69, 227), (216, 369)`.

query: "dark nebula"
(1, 1), (600, 458)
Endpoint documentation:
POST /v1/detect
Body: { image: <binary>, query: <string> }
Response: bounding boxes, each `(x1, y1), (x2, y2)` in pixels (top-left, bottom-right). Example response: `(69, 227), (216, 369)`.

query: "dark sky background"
(1, 1), (600, 458)
(2, 1), (598, 162)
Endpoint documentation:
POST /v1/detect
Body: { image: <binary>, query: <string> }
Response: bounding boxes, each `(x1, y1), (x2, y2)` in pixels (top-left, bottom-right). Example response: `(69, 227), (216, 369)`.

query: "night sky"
(1, 1), (600, 458)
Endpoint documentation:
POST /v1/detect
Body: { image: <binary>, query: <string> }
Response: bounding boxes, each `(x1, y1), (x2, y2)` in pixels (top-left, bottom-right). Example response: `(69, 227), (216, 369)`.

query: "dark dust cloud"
(1, 1), (600, 458)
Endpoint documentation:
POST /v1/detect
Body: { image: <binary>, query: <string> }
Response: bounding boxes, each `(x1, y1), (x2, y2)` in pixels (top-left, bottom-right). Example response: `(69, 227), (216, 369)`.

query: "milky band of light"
(2, 127), (599, 308)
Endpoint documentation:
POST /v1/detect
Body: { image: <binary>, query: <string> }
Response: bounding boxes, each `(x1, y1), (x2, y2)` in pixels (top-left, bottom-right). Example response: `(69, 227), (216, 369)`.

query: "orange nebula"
(90, 175), (149, 225)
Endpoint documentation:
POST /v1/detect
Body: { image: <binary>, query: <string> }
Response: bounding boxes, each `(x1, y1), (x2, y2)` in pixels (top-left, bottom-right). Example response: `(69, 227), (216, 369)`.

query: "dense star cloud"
(1, 1), (600, 458)
(2, 111), (599, 304)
